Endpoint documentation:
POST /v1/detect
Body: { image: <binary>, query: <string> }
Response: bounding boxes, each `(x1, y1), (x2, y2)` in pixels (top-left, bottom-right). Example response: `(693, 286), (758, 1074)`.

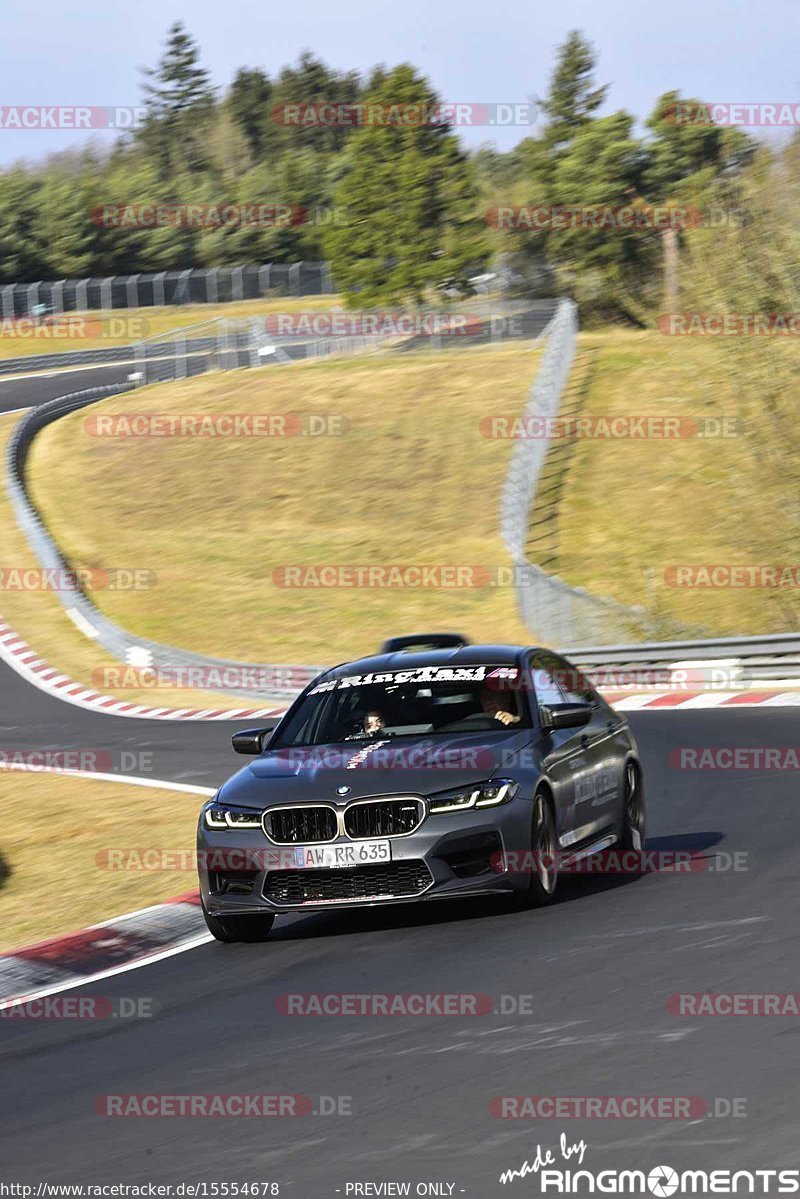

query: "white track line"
(0, 933), (214, 1012)
(0, 768), (215, 1010)
(0, 761), (215, 795)
(0, 618), (286, 722)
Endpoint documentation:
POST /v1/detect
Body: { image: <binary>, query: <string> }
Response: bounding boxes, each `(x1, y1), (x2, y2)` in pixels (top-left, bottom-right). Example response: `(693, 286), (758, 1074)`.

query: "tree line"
(0, 24), (781, 318)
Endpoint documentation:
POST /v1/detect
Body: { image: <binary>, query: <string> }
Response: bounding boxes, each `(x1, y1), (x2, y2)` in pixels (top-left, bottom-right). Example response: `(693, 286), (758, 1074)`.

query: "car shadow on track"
(267, 831), (726, 942)
(552, 830), (726, 905)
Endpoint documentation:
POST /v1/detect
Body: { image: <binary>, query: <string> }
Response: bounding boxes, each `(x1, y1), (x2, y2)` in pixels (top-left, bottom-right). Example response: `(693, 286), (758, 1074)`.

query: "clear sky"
(2, 0), (798, 164)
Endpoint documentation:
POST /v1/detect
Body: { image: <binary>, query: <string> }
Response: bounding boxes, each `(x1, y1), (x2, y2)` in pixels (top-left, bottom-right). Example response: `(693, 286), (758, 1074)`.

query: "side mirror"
(541, 703), (592, 731)
(232, 727), (272, 755)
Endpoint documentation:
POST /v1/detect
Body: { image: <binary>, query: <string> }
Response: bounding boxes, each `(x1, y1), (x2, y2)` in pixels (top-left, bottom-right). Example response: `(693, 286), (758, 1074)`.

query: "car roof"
(324, 643), (540, 679)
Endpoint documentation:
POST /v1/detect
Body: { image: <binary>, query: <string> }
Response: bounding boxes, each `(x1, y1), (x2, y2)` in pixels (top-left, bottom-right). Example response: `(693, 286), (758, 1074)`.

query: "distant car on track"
(197, 634), (645, 942)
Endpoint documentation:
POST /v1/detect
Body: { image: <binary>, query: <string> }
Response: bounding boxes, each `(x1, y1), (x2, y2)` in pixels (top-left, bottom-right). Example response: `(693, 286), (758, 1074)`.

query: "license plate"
(293, 841), (392, 869)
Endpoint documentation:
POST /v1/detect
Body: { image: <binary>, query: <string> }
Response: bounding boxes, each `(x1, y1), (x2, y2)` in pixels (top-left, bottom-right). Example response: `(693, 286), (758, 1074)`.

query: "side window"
(550, 654), (600, 706)
(528, 651), (569, 718)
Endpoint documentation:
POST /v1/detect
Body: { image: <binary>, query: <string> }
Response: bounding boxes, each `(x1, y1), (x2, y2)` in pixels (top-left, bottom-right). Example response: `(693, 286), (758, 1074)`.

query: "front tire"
(526, 791), (559, 906)
(202, 901), (275, 943)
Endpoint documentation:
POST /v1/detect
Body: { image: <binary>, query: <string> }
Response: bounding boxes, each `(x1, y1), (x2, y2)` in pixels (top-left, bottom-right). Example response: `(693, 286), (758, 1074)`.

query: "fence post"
(1, 284), (15, 319)
(176, 328), (186, 379)
(26, 282), (40, 316)
(0, 263), (329, 318)
(176, 268), (193, 305)
(134, 333), (145, 387)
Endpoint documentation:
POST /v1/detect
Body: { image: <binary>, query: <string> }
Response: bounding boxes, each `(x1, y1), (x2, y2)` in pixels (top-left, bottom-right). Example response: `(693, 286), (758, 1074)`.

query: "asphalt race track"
(1, 367), (799, 1192)
(0, 364), (136, 413)
(1, 627), (798, 1191)
(0, 307), (558, 415)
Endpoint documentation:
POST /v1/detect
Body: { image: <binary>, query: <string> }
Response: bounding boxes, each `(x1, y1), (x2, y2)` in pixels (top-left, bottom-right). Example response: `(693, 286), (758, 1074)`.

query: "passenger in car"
(479, 685), (521, 726)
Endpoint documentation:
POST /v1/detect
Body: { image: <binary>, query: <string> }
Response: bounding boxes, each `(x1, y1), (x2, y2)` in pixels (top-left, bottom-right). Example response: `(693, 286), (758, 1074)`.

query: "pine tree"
(549, 112), (651, 320)
(227, 68), (273, 163)
(540, 31), (607, 158)
(515, 31), (608, 216)
(324, 64), (487, 306)
(644, 91), (755, 199)
(139, 23), (216, 177)
(643, 92), (755, 307)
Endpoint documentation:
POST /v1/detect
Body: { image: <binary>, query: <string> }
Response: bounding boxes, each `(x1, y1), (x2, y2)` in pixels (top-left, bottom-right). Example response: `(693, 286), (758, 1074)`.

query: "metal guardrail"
(2, 300), (561, 702)
(0, 346), (140, 377)
(9, 389), (800, 697)
(14, 298), (788, 703)
(565, 632), (800, 683)
(6, 384), (324, 701)
(0, 323), (265, 380)
(0, 301), (563, 380)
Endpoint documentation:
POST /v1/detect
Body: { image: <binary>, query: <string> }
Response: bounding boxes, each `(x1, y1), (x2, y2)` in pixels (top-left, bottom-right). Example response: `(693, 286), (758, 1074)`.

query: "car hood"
(217, 729), (535, 808)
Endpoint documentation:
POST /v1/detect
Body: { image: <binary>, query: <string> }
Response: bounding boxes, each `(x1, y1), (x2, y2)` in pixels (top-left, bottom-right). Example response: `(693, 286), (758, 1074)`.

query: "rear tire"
(525, 791), (559, 906)
(618, 760), (646, 852)
(202, 901), (275, 943)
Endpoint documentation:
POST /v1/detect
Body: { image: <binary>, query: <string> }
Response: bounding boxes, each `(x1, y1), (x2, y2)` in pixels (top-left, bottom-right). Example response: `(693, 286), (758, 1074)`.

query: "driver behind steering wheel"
(345, 709), (387, 739)
(479, 684), (520, 727)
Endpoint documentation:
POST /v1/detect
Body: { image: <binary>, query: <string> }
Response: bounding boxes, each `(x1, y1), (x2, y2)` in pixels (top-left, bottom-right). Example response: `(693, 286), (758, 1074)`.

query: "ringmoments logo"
(497, 1139), (799, 1192)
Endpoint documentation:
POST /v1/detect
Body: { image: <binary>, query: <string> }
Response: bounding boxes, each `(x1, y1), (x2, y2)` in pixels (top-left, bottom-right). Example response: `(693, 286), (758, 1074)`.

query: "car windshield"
(271, 664), (529, 748)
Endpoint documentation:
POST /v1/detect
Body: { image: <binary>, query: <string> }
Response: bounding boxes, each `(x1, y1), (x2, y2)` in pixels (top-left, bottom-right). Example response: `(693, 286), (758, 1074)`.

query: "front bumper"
(198, 798), (535, 915)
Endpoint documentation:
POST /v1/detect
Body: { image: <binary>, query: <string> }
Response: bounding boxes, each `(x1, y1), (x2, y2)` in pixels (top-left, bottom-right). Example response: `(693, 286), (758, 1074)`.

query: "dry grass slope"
(0, 773), (203, 952)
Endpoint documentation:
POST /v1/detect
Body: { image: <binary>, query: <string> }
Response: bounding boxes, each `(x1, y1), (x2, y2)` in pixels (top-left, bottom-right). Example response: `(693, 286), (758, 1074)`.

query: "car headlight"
(203, 802), (263, 830)
(428, 779), (519, 814)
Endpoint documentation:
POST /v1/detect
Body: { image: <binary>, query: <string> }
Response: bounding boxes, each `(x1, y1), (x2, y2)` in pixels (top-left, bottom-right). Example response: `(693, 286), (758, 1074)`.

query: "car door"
(527, 649), (591, 850)
(549, 652), (623, 839)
